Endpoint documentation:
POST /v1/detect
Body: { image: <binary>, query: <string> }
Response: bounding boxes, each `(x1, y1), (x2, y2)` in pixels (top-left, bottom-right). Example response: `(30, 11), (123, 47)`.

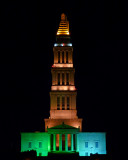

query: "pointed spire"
(57, 13), (70, 35)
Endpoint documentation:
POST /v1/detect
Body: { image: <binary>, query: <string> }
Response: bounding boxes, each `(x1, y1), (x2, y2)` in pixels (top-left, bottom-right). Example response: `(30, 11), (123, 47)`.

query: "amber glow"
(51, 85), (76, 91)
(52, 64), (73, 68)
(56, 134), (59, 148)
(57, 31), (69, 35)
(57, 13), (69, 35)
(68, 134), (71, 147)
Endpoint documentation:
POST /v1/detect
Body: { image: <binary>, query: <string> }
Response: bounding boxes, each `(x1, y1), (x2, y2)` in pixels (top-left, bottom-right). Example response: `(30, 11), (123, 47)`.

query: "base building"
(21, 13), (107, 157)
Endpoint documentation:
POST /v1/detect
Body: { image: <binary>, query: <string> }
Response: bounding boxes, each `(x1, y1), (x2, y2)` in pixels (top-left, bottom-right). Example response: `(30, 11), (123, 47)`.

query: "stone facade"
(78, 132), (106, 156)
(21, 130), (106, 156)
(21, 132), (50, 156)
(44, 13), (82, 132)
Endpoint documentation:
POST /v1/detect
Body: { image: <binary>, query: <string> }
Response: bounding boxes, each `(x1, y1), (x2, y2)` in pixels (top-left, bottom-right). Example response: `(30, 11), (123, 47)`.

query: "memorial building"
(21, 13), (107, 157)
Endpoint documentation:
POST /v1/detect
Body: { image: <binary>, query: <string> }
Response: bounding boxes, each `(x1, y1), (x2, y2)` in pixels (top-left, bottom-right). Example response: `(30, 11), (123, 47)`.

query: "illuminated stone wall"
(21, 132), (50, 156)
(50, 91), (77, 111)
(21, 131), (106, 156)
(53, 47), (73, 65)
(44, 14), (83, 131)
(51, 68), (75, 86)
(78, 132), (106, 156)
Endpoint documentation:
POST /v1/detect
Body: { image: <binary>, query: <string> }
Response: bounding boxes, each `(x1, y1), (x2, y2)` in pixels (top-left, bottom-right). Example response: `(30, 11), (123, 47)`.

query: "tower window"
(28, 142), (32, 148)
(62, 73), (64, 85)
(66, 73), (69, 85)
(85, 152), (88, 156)
(39, 142), (42, 148)
(95, 142), (98, 148)
(58, 51), (60, 63)
(57, 96), (60, 110)
(62, 96), (65, 110)
(62, 51), (64, 63)
(39, 153), (42, 156)
(58, 73), (60, 85)
(67, 96), (70, 110)
(85, 142), (88, 148)
(66, 51), (68, 63)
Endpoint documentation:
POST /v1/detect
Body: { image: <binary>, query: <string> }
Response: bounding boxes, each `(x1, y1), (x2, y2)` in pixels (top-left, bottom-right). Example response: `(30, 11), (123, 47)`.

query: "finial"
(61, 13), (67, 21)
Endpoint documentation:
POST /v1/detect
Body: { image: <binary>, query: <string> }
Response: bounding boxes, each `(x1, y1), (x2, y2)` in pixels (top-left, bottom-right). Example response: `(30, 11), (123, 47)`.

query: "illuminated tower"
(21, 14), (107, 156)
(44, 13), (83, 132)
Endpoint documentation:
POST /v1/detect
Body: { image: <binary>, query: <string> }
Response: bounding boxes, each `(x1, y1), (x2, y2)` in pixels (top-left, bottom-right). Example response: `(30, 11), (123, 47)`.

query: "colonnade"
(51, 133), (77, 152)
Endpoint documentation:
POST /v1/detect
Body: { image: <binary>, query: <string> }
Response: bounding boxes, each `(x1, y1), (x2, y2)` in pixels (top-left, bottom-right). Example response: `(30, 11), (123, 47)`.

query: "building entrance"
(50, 133), (77, 152)
(62, 134), (65, 150)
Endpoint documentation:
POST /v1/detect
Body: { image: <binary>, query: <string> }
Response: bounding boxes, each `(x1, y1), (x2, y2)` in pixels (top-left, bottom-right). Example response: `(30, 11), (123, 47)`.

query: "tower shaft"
(44, 14), (82, 131)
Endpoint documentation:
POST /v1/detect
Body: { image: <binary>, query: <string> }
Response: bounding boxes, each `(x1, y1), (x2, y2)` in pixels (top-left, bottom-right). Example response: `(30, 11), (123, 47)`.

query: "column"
(48, 134), (51, 151)
(65, 134), (68, 151)
(53, 134), (56, 151)
(71, 134), (74, 151)
(64, 51), (66, 63)
(60, 51), (62, 63)
(75, 134), (78, 152)
(59, 134), (62, 151)
(60, 73), (62, 85)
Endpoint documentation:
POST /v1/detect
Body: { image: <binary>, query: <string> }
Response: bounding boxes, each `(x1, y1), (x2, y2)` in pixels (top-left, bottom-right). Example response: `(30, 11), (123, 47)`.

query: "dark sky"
(0, 0), (127, 159)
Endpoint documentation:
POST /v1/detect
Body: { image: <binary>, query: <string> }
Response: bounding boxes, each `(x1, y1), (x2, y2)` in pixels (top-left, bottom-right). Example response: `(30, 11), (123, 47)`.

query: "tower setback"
(21, 13), (107, 157)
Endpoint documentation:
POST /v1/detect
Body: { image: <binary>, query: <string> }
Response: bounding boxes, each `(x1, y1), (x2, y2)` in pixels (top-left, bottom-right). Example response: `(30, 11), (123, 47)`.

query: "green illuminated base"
(21, 129), (106, 157)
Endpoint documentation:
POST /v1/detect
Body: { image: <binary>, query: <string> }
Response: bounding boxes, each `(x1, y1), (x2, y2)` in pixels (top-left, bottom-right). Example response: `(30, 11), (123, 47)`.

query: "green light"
(21, 132), (49, 156)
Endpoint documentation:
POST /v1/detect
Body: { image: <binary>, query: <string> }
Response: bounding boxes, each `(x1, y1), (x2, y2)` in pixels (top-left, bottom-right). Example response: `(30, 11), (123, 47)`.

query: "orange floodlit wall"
(51, 86), (76, 91)
(52, 64), (73, 68)
(44, 119), (82, 132)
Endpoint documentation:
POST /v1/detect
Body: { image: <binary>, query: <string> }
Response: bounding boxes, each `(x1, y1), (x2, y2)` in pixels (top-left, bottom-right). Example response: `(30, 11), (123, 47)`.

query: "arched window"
(58, 51), (60, 63)
(62, 96), (65, 110)
(67, 96), (70, 110)
(57, 96), (60, 110)
(66, 51), (68, 63)
(62, 73), (64, 85)
(66, 73), (69, 85)
(58, 73), (60, 85)
(62, 51), (64, 63)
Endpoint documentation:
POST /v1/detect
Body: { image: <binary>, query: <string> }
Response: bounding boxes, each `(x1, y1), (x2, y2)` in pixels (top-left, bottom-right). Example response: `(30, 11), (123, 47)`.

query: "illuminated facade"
(44, 13), (82, 132)
(21, 13), (107, 157)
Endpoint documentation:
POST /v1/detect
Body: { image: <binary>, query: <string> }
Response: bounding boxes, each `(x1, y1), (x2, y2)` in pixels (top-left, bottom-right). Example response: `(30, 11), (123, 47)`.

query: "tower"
(44, 13), (83, 132)
(21, 14), (107, 157)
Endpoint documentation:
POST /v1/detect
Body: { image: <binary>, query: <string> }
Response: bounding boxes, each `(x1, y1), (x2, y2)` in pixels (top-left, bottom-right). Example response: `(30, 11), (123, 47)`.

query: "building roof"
(47, 122), (80, 133)
(49, 122), (78, 129)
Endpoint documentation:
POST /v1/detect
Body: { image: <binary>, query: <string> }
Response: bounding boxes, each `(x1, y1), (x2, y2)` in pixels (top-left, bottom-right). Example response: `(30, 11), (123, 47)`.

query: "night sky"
(0, 0), (127, 159)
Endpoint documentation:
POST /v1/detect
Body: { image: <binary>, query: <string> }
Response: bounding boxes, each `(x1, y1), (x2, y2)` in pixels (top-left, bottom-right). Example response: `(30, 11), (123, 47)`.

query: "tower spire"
(57, 13), (69, 35)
